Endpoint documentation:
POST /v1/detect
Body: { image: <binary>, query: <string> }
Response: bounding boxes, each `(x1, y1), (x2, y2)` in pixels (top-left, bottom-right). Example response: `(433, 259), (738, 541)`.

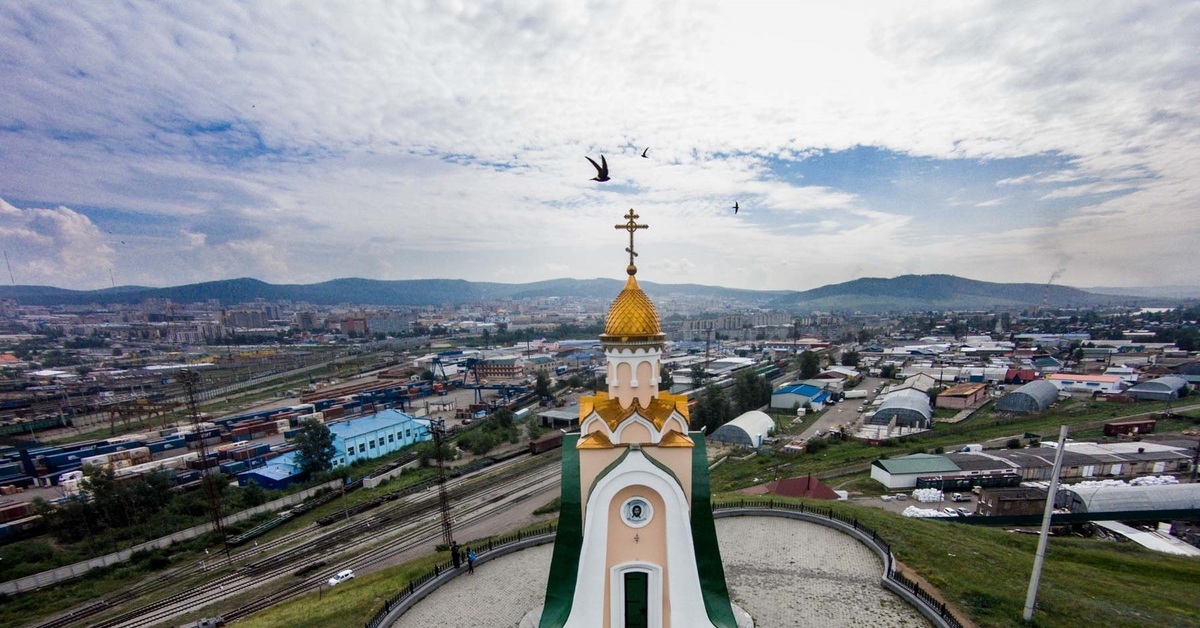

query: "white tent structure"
(709, 410), (775, 448)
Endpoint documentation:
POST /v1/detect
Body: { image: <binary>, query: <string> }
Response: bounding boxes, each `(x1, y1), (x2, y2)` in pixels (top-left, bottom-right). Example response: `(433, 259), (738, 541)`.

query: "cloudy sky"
(1, 1), (1198, 292)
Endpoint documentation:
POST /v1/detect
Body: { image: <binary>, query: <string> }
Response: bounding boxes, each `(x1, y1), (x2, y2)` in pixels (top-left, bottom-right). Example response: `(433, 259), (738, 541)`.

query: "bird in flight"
(641, 147), (649, 158)
(586, 155), (609, 181)
(733, 201), (739, 215)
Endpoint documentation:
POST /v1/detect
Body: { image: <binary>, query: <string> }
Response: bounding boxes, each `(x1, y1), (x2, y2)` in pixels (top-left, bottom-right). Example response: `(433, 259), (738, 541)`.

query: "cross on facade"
(615, 209), (649, 270)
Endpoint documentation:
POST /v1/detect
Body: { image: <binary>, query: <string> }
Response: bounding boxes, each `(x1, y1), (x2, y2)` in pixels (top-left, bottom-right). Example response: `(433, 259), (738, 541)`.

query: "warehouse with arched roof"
(1126, 376), (1189, 401)
(709, 410), (775, 448)
(1058, 483), (1200, 514)
(867, 389), (932, 429)
(995, 380), (1059, 414)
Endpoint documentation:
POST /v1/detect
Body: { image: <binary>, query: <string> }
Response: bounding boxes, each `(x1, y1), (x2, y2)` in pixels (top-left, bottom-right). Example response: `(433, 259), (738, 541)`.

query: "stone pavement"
(395, 517), (931, 627)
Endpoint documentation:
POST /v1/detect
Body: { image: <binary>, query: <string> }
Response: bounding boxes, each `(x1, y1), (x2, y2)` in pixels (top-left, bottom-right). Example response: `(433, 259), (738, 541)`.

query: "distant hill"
(0, 277), (787, 308)
(1084, 285), (1200, 300)
(0, 274), (1159, 311)
(764, 274), (1145, 312)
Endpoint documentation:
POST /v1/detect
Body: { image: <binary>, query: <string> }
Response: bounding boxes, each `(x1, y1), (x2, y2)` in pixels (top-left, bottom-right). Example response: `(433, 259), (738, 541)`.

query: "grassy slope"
(801, 500), (1200, 628)
(226, 497), (1200, 628)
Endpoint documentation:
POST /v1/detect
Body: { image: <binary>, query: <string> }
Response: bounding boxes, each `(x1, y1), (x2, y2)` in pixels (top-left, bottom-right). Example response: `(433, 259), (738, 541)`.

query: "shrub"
(1006, 438), (1022, 449)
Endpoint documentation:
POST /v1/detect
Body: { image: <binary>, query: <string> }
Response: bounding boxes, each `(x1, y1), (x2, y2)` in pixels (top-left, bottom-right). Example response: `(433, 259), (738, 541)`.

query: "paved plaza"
(395, 516), (931, 627)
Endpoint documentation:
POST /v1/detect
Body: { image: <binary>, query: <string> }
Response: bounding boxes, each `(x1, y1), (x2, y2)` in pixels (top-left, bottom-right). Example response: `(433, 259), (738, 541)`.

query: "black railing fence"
(364, 523), (557, 628)
(712, 498), (963, 628)
(363, 501), (964, 628)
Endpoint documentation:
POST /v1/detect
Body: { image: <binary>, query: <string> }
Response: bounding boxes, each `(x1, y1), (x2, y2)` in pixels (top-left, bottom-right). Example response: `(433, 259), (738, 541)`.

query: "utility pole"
(704, 324), (713, 383)
(430, 419), (455, 548)
(1024, 425), (1069, 622)
(180, 370), (231, 566)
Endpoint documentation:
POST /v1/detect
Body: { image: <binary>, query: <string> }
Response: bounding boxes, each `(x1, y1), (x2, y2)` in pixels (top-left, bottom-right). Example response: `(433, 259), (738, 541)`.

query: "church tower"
(534, 210), (744, 628)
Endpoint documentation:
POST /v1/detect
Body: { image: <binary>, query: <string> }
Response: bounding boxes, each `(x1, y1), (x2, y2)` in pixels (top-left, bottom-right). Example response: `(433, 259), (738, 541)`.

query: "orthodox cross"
(615, 209), (648, 269)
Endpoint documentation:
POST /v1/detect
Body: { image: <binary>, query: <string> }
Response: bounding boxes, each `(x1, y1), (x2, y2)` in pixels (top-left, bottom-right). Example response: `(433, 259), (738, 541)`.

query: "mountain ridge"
(0, 274), (1173, 311)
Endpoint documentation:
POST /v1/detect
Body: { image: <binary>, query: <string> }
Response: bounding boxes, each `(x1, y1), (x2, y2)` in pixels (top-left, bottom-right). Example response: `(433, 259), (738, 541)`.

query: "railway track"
(102, 465), (559, 628)
(27, 453), (559, 628)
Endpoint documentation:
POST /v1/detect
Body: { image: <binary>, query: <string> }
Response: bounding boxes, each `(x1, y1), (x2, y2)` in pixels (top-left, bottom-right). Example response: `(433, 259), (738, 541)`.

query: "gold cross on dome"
(615, 209), (648, 270)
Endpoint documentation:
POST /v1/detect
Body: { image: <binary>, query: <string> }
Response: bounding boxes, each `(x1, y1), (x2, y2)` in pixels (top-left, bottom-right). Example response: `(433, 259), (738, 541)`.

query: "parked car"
(957, 507), (972, 516)
(943, 507), (958, 516)
(328, 569), (355, 587)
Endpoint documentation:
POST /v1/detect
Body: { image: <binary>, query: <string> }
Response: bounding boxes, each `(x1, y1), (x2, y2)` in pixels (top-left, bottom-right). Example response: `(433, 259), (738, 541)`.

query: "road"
(790, 375), (887, 443)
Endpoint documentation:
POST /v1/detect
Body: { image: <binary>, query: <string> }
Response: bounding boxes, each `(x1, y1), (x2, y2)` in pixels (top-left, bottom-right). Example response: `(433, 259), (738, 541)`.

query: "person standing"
(466, 547), (476, 575)
(450, 541), (461, 569)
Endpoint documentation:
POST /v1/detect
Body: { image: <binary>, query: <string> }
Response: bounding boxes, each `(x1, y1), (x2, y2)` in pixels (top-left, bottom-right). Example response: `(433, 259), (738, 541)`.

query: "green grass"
(231, 552), (448, 628)
(715, 497), (1200, 628)
(227, 497), (1200, 628)
(232, 519), (560, 628)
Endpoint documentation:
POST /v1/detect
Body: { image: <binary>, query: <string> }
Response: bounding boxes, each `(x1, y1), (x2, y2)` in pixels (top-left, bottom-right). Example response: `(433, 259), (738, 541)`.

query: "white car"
(943, 507), (958, 516)
(327, 569), (355, 587)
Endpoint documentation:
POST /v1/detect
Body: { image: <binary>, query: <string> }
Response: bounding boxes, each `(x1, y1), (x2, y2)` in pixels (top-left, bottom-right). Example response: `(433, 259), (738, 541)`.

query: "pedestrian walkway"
(395, 517), (930, 627)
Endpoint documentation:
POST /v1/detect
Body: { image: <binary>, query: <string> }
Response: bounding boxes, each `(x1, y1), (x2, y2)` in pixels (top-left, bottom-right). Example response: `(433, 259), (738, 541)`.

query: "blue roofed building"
(238, 409), (432, 490)
(770, 383), (829, 411)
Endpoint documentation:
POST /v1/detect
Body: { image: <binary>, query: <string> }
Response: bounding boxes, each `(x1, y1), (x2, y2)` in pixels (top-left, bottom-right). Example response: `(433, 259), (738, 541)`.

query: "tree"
(659, 366), (674, 392)
(799, 350), (820, 379)
(926, 386), (945, 404)
(880, 364), (897, 379)
(293, 418), (336, 476)
(535, 370), (553, 399)
(732, 371), (772, 414)
(691, 384), (732, 434)
(840, 351), (860, 367)
(481, 328), (491, 349)
(690, 364), (707, 387)
(493, 406), (514, 428)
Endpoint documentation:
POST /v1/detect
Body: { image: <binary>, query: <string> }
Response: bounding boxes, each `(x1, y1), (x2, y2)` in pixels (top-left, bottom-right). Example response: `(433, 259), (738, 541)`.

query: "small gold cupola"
(600, 210), (665, 409)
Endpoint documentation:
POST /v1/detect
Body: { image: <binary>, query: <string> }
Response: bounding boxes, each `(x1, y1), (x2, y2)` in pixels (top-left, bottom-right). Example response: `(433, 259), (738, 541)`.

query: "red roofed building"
(764, 474), (840, 500)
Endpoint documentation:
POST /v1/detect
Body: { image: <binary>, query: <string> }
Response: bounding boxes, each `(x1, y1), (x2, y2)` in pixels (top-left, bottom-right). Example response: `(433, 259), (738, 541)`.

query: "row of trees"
(34, 465), (271, 544)
(690, 370), (773, 434)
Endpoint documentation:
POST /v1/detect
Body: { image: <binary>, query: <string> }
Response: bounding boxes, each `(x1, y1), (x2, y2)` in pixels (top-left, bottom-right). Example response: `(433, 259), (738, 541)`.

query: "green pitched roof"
(872, 453), (960, 475)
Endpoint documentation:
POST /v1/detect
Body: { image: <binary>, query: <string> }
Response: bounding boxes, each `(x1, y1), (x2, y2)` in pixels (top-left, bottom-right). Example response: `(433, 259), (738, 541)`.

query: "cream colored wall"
(612, 361), (636, 407)
(645, 447), (693, 505)
(578, 447), (625, 521)
(603, 485), (670, 628)
(617, 421), (653, 445)
(635, 359), (657, 407)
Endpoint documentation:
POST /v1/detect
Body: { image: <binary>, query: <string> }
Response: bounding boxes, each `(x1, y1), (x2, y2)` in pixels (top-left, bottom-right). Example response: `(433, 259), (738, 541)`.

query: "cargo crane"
(460, 357), (527, 406)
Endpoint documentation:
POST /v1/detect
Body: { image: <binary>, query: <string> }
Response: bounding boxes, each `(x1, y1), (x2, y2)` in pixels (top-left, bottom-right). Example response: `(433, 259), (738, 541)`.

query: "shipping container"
(219, 460), (248, 475)
(175, 470), (202, 485)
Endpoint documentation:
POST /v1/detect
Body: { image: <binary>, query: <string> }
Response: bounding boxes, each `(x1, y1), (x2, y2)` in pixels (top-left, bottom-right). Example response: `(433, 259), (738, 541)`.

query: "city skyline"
(1, 2), (1198, 292)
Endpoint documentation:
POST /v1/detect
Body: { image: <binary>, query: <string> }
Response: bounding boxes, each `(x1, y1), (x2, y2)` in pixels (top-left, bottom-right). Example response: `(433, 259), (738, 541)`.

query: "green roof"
(872, 453), (960, 475)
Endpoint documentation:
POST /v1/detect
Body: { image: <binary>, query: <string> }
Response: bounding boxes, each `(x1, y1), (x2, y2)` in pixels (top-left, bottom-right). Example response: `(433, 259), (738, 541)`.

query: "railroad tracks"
(28, 454), (559, 628)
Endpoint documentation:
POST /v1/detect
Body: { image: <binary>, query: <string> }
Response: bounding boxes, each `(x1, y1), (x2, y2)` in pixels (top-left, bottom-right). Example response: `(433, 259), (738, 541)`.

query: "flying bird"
(733, 201), (739, 215)
(586, 154), (609, 182)
(641, 147), (649, 158)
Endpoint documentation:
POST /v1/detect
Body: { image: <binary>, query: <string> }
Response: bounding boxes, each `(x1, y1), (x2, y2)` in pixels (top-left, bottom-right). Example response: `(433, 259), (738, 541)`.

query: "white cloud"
(0, 198), (116, 286)
(0, 1), (1198, 290)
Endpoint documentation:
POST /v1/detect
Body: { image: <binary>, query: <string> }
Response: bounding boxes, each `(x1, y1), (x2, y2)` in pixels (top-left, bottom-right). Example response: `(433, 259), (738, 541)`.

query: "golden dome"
(601, 273), (665, 343)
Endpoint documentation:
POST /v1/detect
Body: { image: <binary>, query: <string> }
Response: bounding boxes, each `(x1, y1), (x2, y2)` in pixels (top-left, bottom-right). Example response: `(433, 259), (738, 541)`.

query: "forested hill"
(0, 274), (1149, 311)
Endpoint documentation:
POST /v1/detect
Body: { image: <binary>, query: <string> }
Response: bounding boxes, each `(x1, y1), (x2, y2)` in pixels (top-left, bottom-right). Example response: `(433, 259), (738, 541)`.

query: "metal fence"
(364, 523), (557, 628)
(360, 500), (965, 628)
(712, 498), (964, 628)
